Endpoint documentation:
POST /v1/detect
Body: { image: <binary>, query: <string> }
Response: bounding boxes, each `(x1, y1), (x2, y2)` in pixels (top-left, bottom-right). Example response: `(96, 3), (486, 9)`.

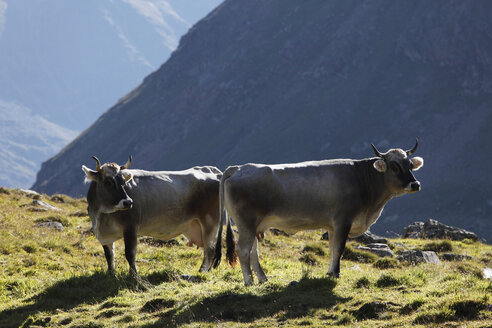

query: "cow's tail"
(221, 166), (238, 267)
(211, 174), (224, 269)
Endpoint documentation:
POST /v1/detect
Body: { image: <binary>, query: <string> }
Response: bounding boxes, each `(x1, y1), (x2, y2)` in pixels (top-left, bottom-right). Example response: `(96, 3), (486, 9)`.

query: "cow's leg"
(123, 228), (138, 276)
(103, 243), (115, 275)
(250, 237), (267, 283)
(198, 215), (220, 272)
(327, 223), (351, 278)
(237, 226), (256, 286)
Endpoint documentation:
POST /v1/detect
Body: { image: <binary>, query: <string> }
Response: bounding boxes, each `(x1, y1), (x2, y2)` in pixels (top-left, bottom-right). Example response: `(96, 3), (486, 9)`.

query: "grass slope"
(0, 188), (490, 327)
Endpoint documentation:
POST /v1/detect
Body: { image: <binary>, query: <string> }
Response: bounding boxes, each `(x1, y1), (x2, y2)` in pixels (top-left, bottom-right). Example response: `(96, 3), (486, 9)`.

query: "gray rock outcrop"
(402, 219), (477, 241)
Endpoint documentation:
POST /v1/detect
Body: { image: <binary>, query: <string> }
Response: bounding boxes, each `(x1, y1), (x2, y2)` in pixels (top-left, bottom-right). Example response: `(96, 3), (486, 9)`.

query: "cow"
(82, 156), (223, 276)
(220, 140), (424, 286)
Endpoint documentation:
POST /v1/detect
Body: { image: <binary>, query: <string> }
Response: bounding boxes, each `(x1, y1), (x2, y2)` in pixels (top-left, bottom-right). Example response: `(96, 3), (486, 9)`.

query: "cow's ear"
(373, 159), (387, 172)
(82, 165), (101, 183)
(121, 170), (134, 184)
(410, 157), (424, 171)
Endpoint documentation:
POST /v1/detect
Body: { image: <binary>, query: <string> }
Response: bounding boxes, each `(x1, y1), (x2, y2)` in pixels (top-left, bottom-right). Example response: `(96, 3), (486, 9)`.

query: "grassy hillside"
(0, 188), (490, 327)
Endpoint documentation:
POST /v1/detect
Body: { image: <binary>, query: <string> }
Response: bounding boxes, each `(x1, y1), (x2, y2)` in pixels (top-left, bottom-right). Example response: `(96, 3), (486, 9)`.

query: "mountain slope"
(32, 0), (492, 239)
(0, 0), (221, 130)
(0, 100), (76, 188)
(0, 0), (221, 189)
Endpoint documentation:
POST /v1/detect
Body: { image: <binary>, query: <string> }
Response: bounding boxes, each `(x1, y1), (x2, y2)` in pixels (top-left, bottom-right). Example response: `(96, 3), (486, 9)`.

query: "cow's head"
(371, 139), (424, 195)
(82, 156), (134, 213)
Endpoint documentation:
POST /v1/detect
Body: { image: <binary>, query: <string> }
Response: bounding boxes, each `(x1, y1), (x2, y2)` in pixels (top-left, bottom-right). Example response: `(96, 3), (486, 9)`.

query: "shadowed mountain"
(32, 0), (492, 239)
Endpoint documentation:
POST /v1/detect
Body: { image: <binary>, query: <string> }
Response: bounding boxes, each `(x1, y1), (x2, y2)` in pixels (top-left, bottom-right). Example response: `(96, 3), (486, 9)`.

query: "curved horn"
(91, 156), (101, 171)
(121, 155), (132, 170)
(371, 143), (384, 158)
(406, 138), (419, 156)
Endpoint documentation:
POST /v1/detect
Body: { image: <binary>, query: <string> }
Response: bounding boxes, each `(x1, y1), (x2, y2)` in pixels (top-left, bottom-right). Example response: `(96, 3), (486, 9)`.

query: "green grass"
(0, 188), (491, 327)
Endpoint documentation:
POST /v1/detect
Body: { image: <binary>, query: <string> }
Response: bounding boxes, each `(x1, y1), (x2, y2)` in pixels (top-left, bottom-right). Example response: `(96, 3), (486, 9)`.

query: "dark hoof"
(327, 271), (340, 278)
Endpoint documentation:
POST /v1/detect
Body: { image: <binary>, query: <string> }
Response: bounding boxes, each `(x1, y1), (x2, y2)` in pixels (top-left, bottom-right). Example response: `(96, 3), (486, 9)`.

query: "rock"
(270, 228), (289, 236)
(31, 200), (61, 211)
(180, 274), (202, 282)
(35, 221), (64, 231)
(402, 219), (478, 241)
(352, 231), (388, 244)
(356, 243), (394, 257)
(483, 268), (492, 280)
(322, 230), (388, 244)
(402, 221), (425, 238)
(50, 195), (65, 203)
(140, 237), (179, 247)
(397, 250), (442, 265)
(19, 189), (40, 196)
(440, 253), (473, 261)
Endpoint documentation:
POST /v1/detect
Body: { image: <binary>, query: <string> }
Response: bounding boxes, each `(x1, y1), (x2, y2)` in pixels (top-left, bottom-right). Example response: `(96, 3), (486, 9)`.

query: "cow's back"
(227, 162), (359, 212)
(124, 167), (220, 229)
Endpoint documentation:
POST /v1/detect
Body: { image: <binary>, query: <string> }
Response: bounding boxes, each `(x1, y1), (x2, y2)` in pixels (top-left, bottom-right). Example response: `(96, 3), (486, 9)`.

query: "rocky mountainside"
(32, 0), (492, 239)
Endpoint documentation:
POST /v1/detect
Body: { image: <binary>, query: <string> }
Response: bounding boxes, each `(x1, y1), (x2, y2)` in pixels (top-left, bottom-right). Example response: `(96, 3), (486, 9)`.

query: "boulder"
(32, 200), (62, 211)
(355, 243), (394, 258)
(401, 221), (425, 238)
(440, 253), (473, 261)
(321, 230), (388, 244)
(270, 228), (289, 236)
(483, 268), (492, 280)
(397, 250), (442, 265)
(35, 221), (64, 231)
(402, 219), (477, 241)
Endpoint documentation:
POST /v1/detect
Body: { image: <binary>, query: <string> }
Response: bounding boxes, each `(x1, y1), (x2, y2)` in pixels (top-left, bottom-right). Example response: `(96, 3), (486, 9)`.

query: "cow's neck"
(354, 158), (394, 213)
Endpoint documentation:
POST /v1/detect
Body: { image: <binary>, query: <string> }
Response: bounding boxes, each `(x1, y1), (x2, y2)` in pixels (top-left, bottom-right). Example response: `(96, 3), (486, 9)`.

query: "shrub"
(302, 244), (325, 256)
(299, 253), (318, 266)
(451, 299), (486, 320)
(399, 299), (425, 314)
(354, 276), (371, 289)
(373, 257), (400, 269)
(376, 274), (402, 288)
(342, 245), (377, 263)
(423, 240), (453, 252)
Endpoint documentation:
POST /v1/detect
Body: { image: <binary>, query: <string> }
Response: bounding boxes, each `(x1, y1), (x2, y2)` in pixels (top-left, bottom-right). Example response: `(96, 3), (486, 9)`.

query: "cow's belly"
(257, 215), (331, 235)
(138, 218), (204, 248)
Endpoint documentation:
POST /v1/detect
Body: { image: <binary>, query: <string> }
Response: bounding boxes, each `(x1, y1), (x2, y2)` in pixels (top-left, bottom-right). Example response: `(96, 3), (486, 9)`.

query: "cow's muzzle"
(405, 181), (421, 193)
(115, 198), (133, 210)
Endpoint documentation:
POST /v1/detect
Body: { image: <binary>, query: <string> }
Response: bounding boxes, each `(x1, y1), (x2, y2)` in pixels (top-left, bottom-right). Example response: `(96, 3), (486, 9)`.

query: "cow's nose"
(410, 181), (421, 192)
(123, 199), (133, 209)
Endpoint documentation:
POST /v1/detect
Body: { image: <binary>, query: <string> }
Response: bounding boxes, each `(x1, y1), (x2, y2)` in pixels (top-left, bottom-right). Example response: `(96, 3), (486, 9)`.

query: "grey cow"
(82, 156), (223, 276)
(221, 141), (424, 286)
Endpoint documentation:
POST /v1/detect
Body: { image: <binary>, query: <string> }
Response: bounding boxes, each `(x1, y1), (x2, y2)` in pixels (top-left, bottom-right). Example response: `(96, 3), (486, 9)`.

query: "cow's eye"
(390, 162), (401, 174)
(104, 179), (115, 188)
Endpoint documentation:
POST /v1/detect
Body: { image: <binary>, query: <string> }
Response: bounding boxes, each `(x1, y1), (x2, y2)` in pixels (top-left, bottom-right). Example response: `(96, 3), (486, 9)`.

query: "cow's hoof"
(258, 277), (268, 284)
(244, 280), (254, 287)
(327, 271), (340, 278)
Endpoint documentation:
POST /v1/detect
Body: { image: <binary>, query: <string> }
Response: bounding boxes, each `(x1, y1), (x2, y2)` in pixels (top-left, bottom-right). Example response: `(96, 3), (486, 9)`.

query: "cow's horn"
(121, 155), (132, 170)
(406, 138), (419, 156)
(91, 156), (101, 171)
(371, 143), (384, 158)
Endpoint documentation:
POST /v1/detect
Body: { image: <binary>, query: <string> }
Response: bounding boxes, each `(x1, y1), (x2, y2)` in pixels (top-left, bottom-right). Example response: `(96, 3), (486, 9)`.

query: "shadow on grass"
(143, 276), (350, 327)
(0, 269), (175, 328)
